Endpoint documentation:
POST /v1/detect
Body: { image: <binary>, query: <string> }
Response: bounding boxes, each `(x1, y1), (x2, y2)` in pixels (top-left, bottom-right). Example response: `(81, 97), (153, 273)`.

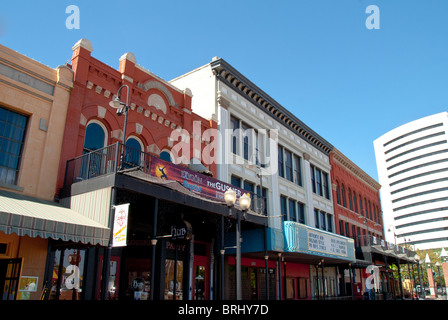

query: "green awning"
(0, 190), (110, 246)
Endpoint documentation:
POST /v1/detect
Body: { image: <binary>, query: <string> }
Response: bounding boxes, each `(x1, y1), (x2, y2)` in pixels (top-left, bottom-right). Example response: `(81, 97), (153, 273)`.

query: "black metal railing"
(64, 142), (267, 215)
(64, 142), (154, 186)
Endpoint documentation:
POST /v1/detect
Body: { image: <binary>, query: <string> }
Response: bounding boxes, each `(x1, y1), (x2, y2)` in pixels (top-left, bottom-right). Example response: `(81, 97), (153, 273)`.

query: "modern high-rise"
(374, 112), (448, 250)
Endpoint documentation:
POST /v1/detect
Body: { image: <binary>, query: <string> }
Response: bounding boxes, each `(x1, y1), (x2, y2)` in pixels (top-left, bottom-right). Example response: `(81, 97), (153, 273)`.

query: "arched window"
(124, 137), (143, 167)
(353, 191), (358, 213)
(341, 185), (346, 207)
(81, 121), (107, 179)
(160, 150), (172, 163)
(348, 188), (353, 211)
(336, 183), (341, 205)
(83, 121), (107, 153)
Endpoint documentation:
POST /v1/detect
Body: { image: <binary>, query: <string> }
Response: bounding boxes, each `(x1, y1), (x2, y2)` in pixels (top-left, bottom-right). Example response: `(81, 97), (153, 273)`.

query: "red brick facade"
(330, 149), (384, 247)
(56, 39), (216, 193)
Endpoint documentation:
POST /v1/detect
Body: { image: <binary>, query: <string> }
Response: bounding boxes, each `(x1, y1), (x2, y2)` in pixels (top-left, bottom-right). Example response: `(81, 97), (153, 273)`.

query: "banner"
(151, 157), (249, 202)
(112, 203), (129, 247)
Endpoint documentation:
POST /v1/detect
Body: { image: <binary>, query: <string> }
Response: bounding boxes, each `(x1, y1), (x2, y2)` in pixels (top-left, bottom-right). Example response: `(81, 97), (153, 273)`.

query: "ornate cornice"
(210, 58), (333, 155)
(332, 148), (381, 191)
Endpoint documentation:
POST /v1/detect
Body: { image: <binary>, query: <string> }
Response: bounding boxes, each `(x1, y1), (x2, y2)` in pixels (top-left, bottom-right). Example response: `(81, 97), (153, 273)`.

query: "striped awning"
(0, 190), (110, 246)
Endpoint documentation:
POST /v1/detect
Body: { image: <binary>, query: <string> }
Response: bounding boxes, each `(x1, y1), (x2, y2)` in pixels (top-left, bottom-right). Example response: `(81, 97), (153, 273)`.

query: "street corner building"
(0, 42), (109, 300)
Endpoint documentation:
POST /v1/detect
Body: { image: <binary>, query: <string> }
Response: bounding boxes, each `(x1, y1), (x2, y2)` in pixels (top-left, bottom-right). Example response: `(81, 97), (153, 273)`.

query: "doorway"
(0, 258), (22, 300)
(193, 255), (209, 300)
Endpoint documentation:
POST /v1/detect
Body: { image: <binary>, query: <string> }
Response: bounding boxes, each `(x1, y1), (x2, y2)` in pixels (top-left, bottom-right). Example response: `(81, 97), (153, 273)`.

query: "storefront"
(0, 190), (109, 300)
(60, 147), (267, 300)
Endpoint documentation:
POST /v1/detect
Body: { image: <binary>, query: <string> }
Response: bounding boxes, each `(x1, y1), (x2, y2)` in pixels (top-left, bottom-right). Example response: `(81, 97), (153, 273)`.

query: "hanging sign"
(112, 203), (130, 247)
(171, 220), (193, 241)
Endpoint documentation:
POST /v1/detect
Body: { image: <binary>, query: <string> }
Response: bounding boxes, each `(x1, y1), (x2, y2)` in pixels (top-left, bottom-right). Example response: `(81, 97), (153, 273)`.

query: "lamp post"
(109, 84), (130, 169)
(224, 188), (251, 300)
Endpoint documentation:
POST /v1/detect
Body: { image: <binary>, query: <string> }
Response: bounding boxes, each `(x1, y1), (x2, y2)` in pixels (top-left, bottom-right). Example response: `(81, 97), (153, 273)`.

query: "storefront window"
(194, 265), (205, 300)
(164, 260), (183, 300)
(127, 260), (150, 300)
(50, 249), (85, 300)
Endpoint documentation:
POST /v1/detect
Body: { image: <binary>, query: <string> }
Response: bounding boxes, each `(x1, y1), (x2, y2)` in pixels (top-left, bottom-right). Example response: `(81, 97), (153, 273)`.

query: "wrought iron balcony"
(63, 142), (267, 215)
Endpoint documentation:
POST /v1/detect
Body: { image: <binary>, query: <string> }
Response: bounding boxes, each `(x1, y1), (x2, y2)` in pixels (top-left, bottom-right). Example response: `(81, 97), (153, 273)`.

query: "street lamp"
(223, 188), (250, 300)
(109, 85), (130, 169)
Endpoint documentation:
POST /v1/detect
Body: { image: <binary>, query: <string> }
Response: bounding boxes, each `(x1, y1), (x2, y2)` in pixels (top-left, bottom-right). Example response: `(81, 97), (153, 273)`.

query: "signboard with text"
(150, 157), (249, 202)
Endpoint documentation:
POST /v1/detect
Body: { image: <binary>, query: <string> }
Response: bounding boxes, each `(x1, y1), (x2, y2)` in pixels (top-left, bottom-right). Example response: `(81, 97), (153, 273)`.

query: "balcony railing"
(64, 142), (153, 186)
(64, 142), (267, 215)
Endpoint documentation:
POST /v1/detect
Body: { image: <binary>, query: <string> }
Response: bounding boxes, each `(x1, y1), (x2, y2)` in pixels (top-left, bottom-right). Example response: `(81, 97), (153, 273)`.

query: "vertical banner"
(112, 203), (129, 247)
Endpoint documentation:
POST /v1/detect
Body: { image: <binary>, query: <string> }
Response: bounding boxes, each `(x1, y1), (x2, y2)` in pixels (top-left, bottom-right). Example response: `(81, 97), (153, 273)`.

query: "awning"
(0, 190), (110, 246)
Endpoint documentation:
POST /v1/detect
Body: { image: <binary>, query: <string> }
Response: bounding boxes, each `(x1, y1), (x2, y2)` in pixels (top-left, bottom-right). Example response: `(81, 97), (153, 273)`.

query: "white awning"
(0, 190), (110, 246)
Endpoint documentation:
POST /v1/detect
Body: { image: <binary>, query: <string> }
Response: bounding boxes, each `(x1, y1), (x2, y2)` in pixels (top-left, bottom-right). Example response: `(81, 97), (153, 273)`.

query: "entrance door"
(193, 255), (209, 300)
(0, 258), (22, 300)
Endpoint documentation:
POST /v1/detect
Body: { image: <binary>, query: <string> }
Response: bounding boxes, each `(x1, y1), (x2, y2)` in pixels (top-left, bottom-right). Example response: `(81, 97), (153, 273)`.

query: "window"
(320, 211), (326, 231)
(327, 214), (333, 233)
(280, 196), (287, 222)
(322, 172), (330, 199)
(353, 192), (358, 213)
(230, 116), (240, 154)
(341, 185), (346, 207)
(359, 197), (363, 216)
(242, 122), (250, 161)
(83, 122), (106, 153)
(278, 146), (284, 178)
(311, 165), (330, 199)
(285, 149), (293, 182)
(231, 175), (241, 188)
(294, 155), (303, 186)
(336, 184), (341, 205)
(124, 137), (142, 167)
(315, 168), (323, 196)
(364, 198), (368, 219)
(339, 221), (344, 236)
(288, 199), (297, 222)
(243, 180), (254, 194)
(314, 209), (320, 228)
(160, 151), (172, 162)
(310, 165), (316, 193)
(348, 189), (353, 211)
(0, 107), (28, 185)
(297, 202), (305, 224)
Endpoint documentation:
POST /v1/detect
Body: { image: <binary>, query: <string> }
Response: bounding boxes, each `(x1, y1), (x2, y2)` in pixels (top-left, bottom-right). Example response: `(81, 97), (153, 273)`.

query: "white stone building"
(170, 57), (334, 231)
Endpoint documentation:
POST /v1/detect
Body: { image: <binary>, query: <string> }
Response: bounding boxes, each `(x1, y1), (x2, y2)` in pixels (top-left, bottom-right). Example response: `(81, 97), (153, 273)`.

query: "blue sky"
(2, 1), (448, 180)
